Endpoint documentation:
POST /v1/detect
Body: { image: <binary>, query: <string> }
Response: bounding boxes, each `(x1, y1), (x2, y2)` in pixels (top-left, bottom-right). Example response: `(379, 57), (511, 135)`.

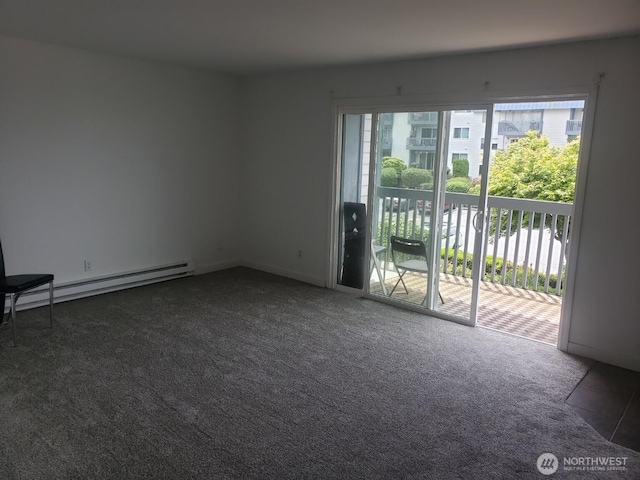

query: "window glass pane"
(454, 127), (469, 139)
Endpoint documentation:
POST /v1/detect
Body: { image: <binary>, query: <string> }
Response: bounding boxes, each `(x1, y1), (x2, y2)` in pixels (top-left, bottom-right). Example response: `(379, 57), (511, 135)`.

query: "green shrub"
(439, 249), (564, 295)
(442, 249), (474, 275)
(402, 168), (432, 189)
(445, 177), (471, 193)
(452, 159), (469, 178)
(381, 167), (399, 187)
(381, 157), (407, 175)
(376, 217), (565, 295)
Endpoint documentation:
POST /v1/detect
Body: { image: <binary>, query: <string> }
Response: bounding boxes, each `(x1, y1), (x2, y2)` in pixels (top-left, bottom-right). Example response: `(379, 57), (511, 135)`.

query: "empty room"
(1, 1), (639, 478)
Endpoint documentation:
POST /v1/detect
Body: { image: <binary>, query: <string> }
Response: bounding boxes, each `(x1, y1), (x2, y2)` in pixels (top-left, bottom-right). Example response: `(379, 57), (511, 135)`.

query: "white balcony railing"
(406, 137), (437, 149)
(408, 112), (439, 124)
(565, 119), (582, 136)
(497, 120), (542, 136)
(373, 187), (572, 295)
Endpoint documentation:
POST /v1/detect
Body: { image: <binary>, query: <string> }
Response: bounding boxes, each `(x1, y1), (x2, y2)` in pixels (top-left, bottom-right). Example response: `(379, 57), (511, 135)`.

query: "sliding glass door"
(335, 96), (589, 349)
(335, 106), (493, 326)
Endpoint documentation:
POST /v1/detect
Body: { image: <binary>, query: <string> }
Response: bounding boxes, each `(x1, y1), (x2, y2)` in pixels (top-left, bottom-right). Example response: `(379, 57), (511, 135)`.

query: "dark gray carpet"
(1, 267), (638, 479)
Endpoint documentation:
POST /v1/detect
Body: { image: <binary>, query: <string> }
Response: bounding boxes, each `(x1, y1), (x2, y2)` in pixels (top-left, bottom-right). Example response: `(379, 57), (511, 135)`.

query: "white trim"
(4, 261), (194, 312)
(364, 112), (378, 296)
(364, 292), (475, 327)
(567, 342), (640, 372)
(556, 86), (599, 352)
(326, 102), (343, 290)
(427, 111), (450, 310)
(331, 86), (593, 110)
(242, 259), (325, 287)
(478, 325), (557, 347)
(335, 283), (366, 295)
(194, 258), (242, 275)
(469, 107), (495, 326)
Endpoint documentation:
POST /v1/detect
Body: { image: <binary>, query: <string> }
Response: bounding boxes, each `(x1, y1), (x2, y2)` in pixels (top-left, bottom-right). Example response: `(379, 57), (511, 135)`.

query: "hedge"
(402, 168), (433, 189)
(381, 167), (399, 187)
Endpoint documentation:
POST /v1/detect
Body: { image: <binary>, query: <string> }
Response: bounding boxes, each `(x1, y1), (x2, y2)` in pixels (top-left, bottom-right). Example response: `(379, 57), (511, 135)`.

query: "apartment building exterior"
(381, 101), (584, 179)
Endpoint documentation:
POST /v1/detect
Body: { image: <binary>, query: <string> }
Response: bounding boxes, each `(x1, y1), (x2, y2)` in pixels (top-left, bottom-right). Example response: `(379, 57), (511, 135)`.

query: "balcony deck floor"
(371, 271), (561, 345)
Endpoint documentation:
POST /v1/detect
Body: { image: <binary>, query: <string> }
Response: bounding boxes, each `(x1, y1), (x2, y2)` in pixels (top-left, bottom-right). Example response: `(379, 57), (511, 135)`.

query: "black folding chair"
(388, 235), (444, 305)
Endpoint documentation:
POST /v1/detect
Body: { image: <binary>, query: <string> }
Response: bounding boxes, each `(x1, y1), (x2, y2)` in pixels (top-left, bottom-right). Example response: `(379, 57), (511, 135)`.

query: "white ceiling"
(2, 0), (640, 75)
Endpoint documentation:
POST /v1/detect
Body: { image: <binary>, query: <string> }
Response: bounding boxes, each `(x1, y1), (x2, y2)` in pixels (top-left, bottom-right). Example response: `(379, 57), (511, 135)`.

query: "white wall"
(565, 37), (640, 370)
(240, 36), (640, 371)
(542, 109), (571, 146)
(238, 75), (334, 286)
(0, 37), (241, 282)
(448, 111), (485, 177)
(390, 112), (410, 164)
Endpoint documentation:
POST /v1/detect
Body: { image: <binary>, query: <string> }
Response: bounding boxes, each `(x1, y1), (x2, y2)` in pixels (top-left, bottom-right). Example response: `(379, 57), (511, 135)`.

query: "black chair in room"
(388, 235), (444, 305)
(0, 239), (54, 346)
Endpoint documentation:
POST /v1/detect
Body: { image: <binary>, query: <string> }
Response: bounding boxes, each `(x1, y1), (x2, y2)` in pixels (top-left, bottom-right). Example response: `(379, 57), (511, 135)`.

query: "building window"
(426, 152), (435, 170)
(412, 152), (436, 169)
(452, 153), (468, 161)
(421, 127), (437, 139)
(454, 127), (469, 139)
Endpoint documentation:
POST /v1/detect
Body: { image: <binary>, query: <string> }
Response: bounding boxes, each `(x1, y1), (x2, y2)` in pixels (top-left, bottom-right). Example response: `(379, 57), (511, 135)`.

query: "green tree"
(488, 131), (579, 250)
(381, 156), (407, 175)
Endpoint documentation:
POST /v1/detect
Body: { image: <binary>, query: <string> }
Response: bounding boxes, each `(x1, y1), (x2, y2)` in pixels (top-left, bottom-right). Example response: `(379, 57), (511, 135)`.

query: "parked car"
(384, 197), (414, 211)
(416, 199), (452, 212)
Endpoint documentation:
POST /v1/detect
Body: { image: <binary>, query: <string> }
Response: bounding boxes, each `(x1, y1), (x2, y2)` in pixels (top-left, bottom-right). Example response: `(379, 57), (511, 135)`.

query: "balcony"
(370, 187), (572, 344)
(408, 112), (438, 124)
(380, 113), (394, 127)
(497, 120), (542, 136)
(370, 272), (561, 344)
(565, 119), (582, 136)
(406, 137), (437, 150)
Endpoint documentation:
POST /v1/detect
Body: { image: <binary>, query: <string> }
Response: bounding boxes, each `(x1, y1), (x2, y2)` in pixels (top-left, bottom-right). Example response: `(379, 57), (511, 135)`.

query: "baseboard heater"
(3, 261), (194, 313)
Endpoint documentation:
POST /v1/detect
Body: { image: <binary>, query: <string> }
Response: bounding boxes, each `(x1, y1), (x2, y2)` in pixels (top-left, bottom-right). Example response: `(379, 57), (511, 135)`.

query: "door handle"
(472, 212), (481, 232)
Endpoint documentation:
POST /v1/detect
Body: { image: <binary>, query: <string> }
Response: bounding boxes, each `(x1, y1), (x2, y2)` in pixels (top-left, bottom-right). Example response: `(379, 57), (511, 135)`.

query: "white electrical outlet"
(84, 260), (92, 272)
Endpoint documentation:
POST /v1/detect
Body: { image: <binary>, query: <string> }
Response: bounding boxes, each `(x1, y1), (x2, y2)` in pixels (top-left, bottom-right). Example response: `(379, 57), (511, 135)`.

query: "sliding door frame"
(328, 86), (597, 351)
(331, 100), (495, 327)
